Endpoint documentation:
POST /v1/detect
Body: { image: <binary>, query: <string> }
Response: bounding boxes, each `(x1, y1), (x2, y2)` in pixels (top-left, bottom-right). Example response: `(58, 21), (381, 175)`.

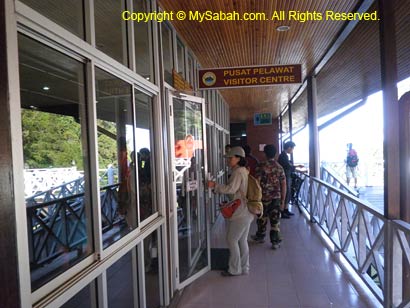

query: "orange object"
(219, 199), (241, 219)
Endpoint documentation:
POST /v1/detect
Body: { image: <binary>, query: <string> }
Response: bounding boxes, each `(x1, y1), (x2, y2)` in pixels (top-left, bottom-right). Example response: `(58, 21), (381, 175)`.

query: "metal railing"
(27, 184), (121, 268)
(295, 172), (410, 307)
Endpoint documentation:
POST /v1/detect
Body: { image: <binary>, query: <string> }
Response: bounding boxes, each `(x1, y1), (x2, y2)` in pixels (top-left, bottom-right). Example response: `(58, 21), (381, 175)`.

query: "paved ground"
(177, 208), (381, 308)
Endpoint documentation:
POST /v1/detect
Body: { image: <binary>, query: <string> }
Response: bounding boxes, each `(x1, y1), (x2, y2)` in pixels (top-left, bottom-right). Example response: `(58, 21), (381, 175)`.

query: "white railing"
(321, 163), (359, 197)
(24, 167), (83, 197)
(296, 172), (410, 307)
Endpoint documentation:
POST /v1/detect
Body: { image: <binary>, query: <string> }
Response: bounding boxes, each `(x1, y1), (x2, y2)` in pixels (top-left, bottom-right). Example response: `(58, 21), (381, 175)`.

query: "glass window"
(134, 0), (153, 81)
(107, 251), (136, 308)
(144, 232), (160, 308)
(176, 39), (185, 78)
(62, 281), (96, 308)
(95, 0), (128, 66)
(161, 23), (173, 85)
(19, 34), (93, 290)
(20, 0), (84, 38)
(95, 68), (136, 248)
(135, 90), (157, 221)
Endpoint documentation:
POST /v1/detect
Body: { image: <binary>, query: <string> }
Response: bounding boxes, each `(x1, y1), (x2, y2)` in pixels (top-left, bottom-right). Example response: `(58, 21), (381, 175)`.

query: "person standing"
(346, 143), (359, 189)
(252, 145), (287, 249)
(243, 144), (259, 177)
(278, 141), (303, 218)
(208, 146), (254, 276)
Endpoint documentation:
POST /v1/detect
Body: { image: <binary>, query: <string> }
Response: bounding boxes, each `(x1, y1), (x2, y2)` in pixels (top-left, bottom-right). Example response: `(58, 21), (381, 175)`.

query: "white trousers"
(226, 214), (254, 275)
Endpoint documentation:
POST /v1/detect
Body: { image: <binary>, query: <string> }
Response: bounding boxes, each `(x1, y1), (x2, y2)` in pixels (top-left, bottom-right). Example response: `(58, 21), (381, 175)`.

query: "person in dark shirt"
(243, 144), (259, 177)
(278, 141), (303, 218)
(252, 144), (287, 249)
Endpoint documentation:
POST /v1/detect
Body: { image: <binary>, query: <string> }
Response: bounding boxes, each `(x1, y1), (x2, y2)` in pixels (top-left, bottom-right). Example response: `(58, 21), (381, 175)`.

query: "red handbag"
(219, 199), (241, 219)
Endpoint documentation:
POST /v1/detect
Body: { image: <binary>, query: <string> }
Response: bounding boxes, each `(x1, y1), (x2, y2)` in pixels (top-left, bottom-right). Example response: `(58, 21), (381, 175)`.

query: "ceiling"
(159, 0), (410, 125)
(158, 0), (362, 122)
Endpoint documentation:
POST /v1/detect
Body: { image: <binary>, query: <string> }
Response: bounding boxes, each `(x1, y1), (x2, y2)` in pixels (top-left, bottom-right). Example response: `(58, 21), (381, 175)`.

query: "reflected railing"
(27, 182), (121, 268)
(295, 172), (410, 307)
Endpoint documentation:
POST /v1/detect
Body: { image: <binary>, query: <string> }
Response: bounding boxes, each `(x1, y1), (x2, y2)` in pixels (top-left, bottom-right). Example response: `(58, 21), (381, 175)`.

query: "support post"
(279, 114), (283, 152)
(398, 92), (410, 222)
(379, 0), (400, 221)
(399, 92), (410, 301)
(288, 102), (293, 142)
(307, 76), (320, 178)
(288, 102), (294, 162)
(378, 0), (401, 306)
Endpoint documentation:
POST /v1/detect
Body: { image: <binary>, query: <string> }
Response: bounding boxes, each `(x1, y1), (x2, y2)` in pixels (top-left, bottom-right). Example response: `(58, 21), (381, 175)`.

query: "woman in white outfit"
(208, 146), (254, 276)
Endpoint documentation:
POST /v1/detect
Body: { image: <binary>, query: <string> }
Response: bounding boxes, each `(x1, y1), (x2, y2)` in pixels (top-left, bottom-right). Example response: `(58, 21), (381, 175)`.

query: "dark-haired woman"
(208, 146), (254, 276)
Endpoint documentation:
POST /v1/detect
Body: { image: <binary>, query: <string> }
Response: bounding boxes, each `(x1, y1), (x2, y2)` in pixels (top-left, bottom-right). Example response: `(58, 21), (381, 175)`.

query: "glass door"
(169, 92), (210, 289)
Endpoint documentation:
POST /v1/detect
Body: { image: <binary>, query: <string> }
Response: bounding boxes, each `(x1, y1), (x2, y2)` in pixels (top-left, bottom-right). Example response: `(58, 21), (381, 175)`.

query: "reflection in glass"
(19, 34), (93, 290)
(20, 0), (84, 38)
(62, 281), (95, 308)
(135, 90), (156, 221)
(177, 39), (185, 78)
(95, 68), (137, 248)
(187, 53), (194, 85)
(134, 0), (153, 80)
(161, 23), (173, 85)
(95, 0), (128, 65)
(107, 251), (135, 308)
(173, 99), (208, 282)
(144, 232), (160, 308)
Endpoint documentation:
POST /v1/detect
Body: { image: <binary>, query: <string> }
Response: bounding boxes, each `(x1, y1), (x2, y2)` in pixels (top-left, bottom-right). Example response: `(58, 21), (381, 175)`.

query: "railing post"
(309, 179), (315, 223)
(340, 199), (348, 252)
(384, 221), (403, 307)
(26, 208), (34, 263)
(357, 209), (366, 269)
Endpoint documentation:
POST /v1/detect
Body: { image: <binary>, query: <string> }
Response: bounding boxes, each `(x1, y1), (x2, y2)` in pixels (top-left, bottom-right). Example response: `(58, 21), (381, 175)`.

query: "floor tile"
(176, 210), (380, 308)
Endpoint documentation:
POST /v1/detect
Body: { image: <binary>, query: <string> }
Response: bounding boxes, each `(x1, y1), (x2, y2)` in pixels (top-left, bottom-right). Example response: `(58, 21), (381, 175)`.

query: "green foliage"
(22, 109), (84, 169)
(22, 110), (119, 170)
(97, 119), (117, 169)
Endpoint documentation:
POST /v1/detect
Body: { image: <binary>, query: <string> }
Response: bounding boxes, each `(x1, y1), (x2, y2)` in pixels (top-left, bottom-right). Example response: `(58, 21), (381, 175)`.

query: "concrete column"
(307, 76), (319, 177)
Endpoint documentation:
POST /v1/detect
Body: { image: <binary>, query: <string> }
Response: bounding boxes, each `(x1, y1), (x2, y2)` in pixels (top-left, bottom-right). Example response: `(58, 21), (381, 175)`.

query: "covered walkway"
(175, 209), (380, 308)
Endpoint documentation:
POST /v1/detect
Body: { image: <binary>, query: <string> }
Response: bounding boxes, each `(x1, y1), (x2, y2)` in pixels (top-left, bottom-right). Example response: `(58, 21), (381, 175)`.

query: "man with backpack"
(346, 143), (359, 189)
(251, 144), (287, 249)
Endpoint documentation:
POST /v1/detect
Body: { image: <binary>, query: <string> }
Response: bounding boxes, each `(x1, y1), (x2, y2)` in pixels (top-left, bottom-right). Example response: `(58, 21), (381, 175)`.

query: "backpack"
(346, 151), (359, 167)
(246, 174), (263, 217)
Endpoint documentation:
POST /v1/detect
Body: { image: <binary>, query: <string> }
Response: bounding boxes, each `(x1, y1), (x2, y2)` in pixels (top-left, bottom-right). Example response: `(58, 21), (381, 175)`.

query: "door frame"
(167, 91), (211, 290)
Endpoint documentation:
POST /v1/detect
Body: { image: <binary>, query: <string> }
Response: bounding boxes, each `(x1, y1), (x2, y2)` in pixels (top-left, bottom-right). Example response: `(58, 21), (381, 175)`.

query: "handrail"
(307, 174), (383, 218)
(27, 184), (122, 267)
(321, 163), (359, 197)
(295, 172), (410, 307)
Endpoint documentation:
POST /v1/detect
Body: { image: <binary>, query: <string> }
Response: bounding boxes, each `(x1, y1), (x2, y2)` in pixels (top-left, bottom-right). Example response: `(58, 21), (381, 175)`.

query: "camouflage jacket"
(255, 159), (285, 201)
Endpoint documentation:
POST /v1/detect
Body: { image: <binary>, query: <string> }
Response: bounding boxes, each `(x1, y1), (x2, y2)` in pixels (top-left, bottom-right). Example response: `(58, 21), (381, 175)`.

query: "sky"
(291, 76), (410, 186)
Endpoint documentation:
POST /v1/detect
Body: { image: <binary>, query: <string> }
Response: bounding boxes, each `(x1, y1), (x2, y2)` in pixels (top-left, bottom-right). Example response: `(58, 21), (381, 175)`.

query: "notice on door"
(187, 180), (198, 192)
(199, 64), (302, 89)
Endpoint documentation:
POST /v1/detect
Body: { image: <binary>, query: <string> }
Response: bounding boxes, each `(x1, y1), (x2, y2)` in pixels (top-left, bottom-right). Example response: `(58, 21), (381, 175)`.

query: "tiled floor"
(176, 208), (381, 308)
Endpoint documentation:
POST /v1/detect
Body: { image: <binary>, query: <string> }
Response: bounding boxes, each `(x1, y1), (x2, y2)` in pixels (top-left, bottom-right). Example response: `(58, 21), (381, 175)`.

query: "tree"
(22, 109), (84, 169)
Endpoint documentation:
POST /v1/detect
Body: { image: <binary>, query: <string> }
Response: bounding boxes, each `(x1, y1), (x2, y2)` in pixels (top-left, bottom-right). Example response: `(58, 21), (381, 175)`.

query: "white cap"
(225, 146), (245, 158)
